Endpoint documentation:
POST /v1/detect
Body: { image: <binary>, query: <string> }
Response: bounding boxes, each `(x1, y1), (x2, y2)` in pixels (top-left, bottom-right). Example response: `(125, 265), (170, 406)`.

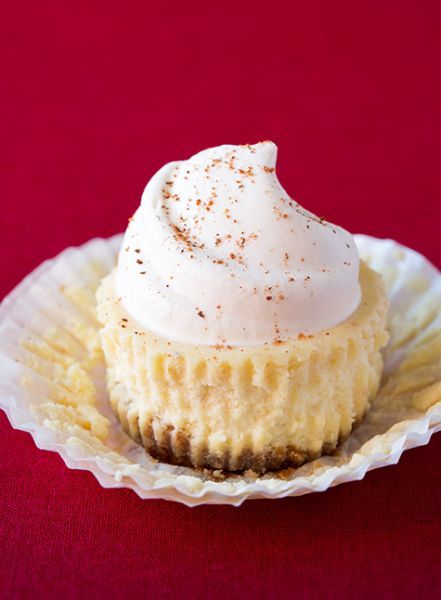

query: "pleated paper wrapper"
(0, 234), (440, 506)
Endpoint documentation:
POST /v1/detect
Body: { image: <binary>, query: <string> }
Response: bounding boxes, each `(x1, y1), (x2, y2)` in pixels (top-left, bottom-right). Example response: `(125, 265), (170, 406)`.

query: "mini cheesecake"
(97, 142), (389, 473)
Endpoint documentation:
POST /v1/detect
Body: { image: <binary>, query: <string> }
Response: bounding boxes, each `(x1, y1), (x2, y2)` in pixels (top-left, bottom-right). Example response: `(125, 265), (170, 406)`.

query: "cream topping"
(116, 142), (361, 345)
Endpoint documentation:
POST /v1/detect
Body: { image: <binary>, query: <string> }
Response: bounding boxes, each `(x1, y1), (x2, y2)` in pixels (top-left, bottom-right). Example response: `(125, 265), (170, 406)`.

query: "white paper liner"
(0, 234), (440, 506)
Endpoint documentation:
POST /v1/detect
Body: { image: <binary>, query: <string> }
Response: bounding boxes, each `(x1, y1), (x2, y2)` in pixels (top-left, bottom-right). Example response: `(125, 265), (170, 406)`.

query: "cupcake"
(96, 142), (389, 473)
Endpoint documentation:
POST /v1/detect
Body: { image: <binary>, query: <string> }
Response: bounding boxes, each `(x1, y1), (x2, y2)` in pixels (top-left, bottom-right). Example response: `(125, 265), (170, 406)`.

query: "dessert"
(96, 142), (389, 472)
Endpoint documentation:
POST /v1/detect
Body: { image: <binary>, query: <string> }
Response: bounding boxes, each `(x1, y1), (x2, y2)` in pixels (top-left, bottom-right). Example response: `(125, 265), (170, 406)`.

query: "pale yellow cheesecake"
(96, 142), (389, 472)
(97, 261), (388, 471)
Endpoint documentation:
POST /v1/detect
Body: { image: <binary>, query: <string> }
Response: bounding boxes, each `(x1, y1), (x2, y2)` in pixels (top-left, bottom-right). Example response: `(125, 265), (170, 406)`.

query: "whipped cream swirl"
(116, 142), (361, 345)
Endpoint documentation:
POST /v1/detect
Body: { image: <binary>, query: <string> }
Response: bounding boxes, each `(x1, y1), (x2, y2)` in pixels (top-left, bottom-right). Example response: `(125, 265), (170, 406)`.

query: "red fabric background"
(1, 1), (440, 597)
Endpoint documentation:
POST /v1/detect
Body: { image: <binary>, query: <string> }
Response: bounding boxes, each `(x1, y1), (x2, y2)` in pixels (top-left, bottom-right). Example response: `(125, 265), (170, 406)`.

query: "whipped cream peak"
(116, 142), (361, 345)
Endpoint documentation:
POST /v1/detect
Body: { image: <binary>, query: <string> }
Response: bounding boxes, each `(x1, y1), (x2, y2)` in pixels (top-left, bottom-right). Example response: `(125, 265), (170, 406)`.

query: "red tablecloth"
(1, 2), (440, 597)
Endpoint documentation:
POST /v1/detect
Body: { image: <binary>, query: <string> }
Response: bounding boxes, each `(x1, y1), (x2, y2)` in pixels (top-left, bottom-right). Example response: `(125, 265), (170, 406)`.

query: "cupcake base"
(97, 261), (389, 473)
(111, 382), (362, 472)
